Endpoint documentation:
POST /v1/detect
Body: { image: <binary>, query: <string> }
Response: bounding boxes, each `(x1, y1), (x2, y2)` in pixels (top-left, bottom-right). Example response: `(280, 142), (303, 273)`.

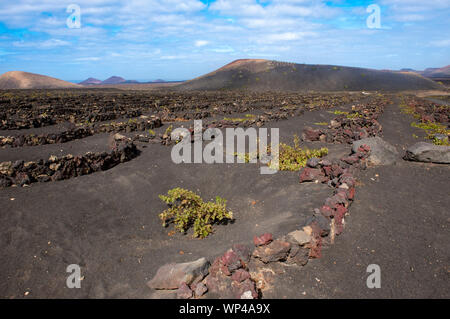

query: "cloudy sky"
(0, 0), (449, 81)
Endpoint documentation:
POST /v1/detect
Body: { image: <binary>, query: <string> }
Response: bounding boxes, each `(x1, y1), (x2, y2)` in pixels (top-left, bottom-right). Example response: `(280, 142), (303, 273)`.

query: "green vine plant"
(234, 135), (329, 171)
(158, 188), (233, 238)
(271, 135), (328, 171)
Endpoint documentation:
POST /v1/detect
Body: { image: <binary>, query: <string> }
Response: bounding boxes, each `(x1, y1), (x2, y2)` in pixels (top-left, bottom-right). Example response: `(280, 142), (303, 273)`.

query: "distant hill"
(0, 71), (81, 89)
(79, 77), (102, 85)
(102, 76), (126, 84)
(176, 59), (442, 91)
(420, 65), (450, 79)
(79, 77), (171, 85)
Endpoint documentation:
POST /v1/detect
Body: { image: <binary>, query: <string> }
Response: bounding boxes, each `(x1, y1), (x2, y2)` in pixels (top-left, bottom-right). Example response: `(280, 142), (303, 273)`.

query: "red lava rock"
(221, 250), (243, 272)
(232, 244), (251, 265)
(204, 271), (234, 299)
(231, 278), (259, 299)
(320, 205), (333, 218)
(323, 165), (332, 176)
(331, 164), (344, 178)
(299, 167), (324, 183)
(231, 269), (251, 283)
(335, 204), (347, 219)
(334, 192), (348, 205)
(253, 233), (273, 246)
(308, 223), (323, 259)
(358, 144), (371, 153)
(193, 282), (208, 297)
(348, 187), (356, 200)
(177, 282), (193, 299)
(340, 175), (356, 188)
(343, 129), (353, 137)
(302, 127), (322, 141)
(324, 196), (339, 208)
(209, 256), (231, 277)
(334, 214), (344, 234)
(342, 155), (359, 164)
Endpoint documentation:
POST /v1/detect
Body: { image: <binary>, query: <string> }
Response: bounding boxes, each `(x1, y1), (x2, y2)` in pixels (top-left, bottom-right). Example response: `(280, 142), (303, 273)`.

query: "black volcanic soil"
(0, 90), (448, 299)
(259, 101), (450, 298)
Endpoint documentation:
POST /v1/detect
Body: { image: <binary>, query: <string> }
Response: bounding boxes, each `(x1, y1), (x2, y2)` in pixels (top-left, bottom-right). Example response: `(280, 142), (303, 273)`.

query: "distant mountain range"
(1, 61), (447, 90)
(399, 65), (450, 79)
(79, 76), (167, 85)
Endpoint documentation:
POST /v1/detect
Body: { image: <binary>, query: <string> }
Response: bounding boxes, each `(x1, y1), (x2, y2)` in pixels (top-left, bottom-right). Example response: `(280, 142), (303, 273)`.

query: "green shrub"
(234, 135), (329, 170)
(158, 188), (233, 238)
(273, 135), (328, 171)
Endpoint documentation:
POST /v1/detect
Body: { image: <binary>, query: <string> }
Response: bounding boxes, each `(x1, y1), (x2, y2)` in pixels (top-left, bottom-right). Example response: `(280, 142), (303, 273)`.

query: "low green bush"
(158, 188), (233, 238)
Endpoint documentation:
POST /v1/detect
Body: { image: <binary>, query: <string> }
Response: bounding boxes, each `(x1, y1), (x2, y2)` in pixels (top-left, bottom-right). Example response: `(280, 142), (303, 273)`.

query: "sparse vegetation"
(164, 125), (173, 137)
(411, 121), (450, 145)
(273, 135), (328, 171)
(158, 188), (233, 238)
(234, 135), (329, 170)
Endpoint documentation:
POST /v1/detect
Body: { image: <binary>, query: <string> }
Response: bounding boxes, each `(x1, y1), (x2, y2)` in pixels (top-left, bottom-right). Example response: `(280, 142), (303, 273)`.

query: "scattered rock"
(352, 137), (399, 165)
(193, 282), (208, 297)
(404, 142), (450, 164)
(231, 244), (251, 265)
(176, 282), (193, 299)
(287, 230), (311, 246)
(299, 167), (324, 183)
(147, 257), (210, 290)
(221, 250), (243, 272)
(253, 240), (291, 263)
(231, 269), (251, 283)
(306, 157), (320, 168)
(253, 233), (273, 246)
(301, 127), (322, 141)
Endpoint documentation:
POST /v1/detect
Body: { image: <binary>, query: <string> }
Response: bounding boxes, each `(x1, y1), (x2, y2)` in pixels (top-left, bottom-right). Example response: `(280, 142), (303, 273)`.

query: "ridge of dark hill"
(0, 71), (81, 89)
(176, 59), (443, 92)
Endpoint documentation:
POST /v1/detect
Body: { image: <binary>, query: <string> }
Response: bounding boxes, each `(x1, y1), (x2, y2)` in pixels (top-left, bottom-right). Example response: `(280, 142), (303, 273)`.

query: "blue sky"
(0, 0), (449, 82)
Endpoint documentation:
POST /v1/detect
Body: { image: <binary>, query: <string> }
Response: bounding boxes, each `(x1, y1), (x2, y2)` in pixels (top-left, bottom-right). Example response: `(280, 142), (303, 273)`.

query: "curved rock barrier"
(0, 109), (142, 130)
(301, 99), (388, 144)
(401, 96), (449, 124)
(147, 145), (371, 299)
(0, 117), (162, 148)
(0, 91), (365, 132)
(0, 139), (139, 188)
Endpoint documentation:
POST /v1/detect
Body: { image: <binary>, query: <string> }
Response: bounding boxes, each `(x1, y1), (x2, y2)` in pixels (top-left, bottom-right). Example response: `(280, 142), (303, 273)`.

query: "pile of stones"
(0, 117), (162, 148)
(0, 139), (139, 188)
(301, 101), (386, 144)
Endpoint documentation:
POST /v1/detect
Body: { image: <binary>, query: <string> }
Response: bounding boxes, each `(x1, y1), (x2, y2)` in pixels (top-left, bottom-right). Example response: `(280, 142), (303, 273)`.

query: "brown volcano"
(0, 71), (81, 89)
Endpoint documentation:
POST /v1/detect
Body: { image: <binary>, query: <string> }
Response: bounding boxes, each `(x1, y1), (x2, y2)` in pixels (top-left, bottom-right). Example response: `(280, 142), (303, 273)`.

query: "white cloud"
(13, 39), (71, 48)
(195, 40), (209, 47)
(75, 57), (101, 61)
